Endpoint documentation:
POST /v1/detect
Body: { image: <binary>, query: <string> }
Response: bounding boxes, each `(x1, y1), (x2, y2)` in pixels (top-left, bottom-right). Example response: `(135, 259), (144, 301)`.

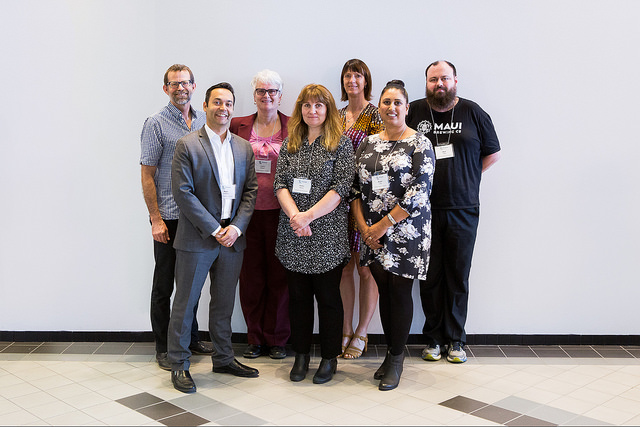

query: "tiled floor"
(2, 342), (640, 425)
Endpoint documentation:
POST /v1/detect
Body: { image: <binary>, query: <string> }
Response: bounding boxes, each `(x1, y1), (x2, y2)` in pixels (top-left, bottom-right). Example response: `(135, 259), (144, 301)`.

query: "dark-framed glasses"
(167, 80), (193, 89)
(255, 88), (280, 96)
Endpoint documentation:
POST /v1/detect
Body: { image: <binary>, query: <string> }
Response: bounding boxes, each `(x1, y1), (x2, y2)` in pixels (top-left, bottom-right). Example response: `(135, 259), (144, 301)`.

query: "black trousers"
(369, 262), (414, 356)
(420, 208), (479, 345)
(150, 219), (199, 353)
(286, 264), (344, 359)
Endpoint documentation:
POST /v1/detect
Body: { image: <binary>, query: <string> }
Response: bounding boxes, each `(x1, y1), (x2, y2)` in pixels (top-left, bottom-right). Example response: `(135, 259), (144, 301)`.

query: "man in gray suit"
(168, 82), (259, 393)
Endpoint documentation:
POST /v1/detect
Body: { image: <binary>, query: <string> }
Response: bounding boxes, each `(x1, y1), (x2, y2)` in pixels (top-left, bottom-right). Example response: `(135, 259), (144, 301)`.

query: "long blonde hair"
(287, 84), (342, 153)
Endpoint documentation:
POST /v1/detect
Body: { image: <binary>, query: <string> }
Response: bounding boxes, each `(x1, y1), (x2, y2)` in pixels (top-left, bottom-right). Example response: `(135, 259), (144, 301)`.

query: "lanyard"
(429, 104), (455, 146)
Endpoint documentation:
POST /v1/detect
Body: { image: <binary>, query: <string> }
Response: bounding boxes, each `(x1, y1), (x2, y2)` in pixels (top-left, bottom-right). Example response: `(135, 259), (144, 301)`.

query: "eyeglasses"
(167, 80), (193, 89)
(255, 88), (280, 96)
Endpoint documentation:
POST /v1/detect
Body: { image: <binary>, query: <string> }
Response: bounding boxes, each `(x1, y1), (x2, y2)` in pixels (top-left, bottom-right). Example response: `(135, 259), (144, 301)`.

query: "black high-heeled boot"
(290, 353), (310, 382)
(312, 357), (337, 384)
(379, 352), (404, 391)
(374, 349), (391, 380)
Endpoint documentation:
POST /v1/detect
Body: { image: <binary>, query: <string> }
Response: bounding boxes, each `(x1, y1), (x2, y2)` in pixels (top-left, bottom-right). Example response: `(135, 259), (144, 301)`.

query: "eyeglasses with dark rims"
(166, 80), (193, 89)
(254, 88), (280, 96)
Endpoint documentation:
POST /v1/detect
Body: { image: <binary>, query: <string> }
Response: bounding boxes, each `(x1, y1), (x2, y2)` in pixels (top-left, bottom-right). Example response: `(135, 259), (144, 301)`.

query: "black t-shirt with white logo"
(406, 97), (500, 209)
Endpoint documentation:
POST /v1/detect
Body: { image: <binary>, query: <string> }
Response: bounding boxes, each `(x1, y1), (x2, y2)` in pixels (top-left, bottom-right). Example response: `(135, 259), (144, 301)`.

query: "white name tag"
(222, 184), (236, 199)
(255, 159), (271, 174)
(292, 178), (312, 194)
(435, 144), (454, 159)
(371, 173), (390, 191)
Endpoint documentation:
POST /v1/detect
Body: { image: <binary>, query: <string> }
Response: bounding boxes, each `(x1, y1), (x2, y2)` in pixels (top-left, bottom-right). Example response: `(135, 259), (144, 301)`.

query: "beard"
(426, 85), (457, 111)
(171, 91), (191, 105)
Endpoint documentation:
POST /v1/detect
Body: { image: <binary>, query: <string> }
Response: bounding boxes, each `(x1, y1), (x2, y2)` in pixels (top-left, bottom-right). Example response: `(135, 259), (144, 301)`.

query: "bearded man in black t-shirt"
(406, 60), (501, 364)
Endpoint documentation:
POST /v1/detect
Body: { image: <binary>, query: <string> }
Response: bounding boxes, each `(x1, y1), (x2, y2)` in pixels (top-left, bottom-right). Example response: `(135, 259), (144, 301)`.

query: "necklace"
(345, 104), (365, 129)
(383, 126), (408, 141)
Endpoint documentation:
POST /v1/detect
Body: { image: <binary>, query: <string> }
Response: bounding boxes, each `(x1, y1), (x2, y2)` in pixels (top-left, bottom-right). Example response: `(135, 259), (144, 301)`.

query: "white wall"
(1, 0), (639, 335)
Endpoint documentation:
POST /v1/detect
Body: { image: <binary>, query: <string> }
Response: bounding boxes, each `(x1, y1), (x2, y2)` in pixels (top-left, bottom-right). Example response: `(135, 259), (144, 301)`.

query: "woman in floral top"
(351, 80), (435, 391)
(274, 84), (354, 385)
(337, 59), (384, 360)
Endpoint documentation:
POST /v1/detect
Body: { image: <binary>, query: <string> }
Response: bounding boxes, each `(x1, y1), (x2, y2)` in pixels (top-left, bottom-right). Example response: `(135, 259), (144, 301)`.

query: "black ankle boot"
(379, 352), (404, 391)
(374, 349), (391, 380)
(312, 357), (337, 384)
(289, 353), (310, 382)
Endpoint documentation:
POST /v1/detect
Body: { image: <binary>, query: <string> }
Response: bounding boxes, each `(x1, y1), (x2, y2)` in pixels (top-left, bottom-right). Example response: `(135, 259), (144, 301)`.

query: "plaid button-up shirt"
(140, 102), (205, 220)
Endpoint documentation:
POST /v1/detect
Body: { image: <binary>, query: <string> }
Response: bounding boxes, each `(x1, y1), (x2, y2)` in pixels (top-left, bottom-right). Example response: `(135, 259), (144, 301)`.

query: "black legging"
(286, 264), (344, 359)
(369, 262), (414, 356)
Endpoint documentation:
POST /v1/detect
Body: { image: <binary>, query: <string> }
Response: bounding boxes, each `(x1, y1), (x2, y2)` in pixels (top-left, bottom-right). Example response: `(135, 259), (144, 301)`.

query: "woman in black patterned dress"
(274, 84), (354, 384)
(351, 80), (435, 391)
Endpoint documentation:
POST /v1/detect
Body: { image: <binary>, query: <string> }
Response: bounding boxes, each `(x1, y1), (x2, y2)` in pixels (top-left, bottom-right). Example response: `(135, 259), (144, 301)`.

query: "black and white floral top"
(352, 132), (435, 280)
(274, 135), (354, 274)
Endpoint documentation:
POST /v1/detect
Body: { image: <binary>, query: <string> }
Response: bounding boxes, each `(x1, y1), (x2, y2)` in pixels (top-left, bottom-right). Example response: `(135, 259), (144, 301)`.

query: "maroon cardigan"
(230, 111), (290, 141)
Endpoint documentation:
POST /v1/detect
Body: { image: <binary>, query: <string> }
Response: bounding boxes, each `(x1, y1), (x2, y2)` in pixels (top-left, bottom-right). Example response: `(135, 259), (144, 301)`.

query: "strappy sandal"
(341, 334), (353, 355)
(343, 335), (368, 359)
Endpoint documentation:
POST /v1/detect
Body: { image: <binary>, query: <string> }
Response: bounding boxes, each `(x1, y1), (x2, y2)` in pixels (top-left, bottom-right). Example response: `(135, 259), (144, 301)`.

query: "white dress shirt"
(204, 125), (242, 237)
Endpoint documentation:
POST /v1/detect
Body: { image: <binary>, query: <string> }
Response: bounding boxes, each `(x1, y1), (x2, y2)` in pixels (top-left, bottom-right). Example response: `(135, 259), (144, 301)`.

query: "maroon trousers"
(239, 209), (290, 347)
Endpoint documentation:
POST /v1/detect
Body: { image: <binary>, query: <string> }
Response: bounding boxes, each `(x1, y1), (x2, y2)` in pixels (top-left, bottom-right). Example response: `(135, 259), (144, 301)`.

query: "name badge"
(255, 159), (271, 174)
(222, 184), (236, 199)
(292, 178), (312, 194)
(435, 144), (454, 159)
(371, 173), (390, 191)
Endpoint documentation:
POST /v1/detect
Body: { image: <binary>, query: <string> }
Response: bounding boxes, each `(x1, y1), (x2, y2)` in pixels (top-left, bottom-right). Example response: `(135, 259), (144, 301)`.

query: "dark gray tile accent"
(116, 392), (163, 410)
(93, 342), (133, 355)
(406, 345), (423, 358)
(125, 343), (156, 355)
(440, 395), (488, 413)
(62, 343), (101, 354)
(159, 412), (210, 426)
(472, 405), (521, 424)
(624, 348), (640, 358)
(562, 347), (601, 358)
(500, 346), (537, 357)
(137, 401), (185, 420)
(530, 346), (570, 358)
(31, 343), (72, 354)
(592, 346), (635, 358)
(1, 343), (41, 353)
(468, 345), (505, 357)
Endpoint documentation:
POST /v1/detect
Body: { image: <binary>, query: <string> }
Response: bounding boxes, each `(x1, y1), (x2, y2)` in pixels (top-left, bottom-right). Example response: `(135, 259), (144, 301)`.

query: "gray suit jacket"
(171, 126), (258, 252)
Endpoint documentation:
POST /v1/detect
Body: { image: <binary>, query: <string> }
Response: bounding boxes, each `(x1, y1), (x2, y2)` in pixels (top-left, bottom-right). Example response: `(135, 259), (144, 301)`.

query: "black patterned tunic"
(352, 132), (435, 280)
(274, 135), (354, 274)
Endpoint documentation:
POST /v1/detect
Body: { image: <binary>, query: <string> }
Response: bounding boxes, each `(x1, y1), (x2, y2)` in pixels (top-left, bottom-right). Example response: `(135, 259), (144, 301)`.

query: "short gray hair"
(251, 69), (283, 92)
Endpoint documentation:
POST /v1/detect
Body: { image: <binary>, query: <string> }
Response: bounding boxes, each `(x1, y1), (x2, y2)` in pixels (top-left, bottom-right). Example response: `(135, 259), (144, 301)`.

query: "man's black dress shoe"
(269, 346), (287, 359)
(313, 357), (337, 384)
(171, 370), (196, 393)
(212, 358), (259, 378)
(243, 344), (264, 359)
(156, 352), (171, 371)
(189, 341), (213, 355)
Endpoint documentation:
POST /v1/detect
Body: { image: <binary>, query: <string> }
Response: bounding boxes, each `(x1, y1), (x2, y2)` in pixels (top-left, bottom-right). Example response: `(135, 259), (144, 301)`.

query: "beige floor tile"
(0, 409), (43, 426)
(44, 409), (100, 426)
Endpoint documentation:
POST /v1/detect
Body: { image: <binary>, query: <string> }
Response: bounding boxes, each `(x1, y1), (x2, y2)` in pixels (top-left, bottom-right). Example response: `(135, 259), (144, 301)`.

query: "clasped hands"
(215, 226), (238, 247)
(290, 211), (312, 237)
(361, 221), (387, 250)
